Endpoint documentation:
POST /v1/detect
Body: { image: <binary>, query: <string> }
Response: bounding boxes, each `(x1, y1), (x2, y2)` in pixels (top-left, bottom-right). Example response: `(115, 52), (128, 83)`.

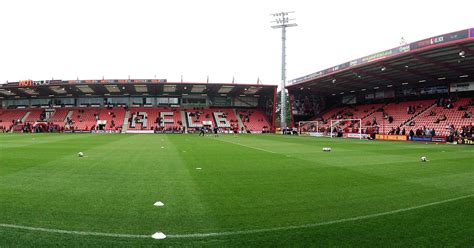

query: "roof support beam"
(411, 54), (467, 75)
(379, 62), (437, 82)
(351, 69), (397, 84)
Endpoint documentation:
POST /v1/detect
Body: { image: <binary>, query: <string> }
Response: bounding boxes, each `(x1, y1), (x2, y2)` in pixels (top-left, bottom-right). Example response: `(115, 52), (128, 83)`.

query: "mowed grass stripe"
(0, 134), (114, 176)
(163, 135), (464, 231)
(1, 134), (473, 246)
(1, 134), (219, 234)
(1, 192), (473, 239)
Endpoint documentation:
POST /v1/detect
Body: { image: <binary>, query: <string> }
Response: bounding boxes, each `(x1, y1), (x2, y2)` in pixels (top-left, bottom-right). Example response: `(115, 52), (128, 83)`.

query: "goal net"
(330, 118), (362, 139)
(297, 121), (323, 136)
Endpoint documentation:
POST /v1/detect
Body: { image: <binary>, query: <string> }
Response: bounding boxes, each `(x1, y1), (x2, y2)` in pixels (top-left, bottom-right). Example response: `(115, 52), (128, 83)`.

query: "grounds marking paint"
(1, 193), (473, 239)
(168, 193), (474, 238)
(0, 223), (149, 238)
(213, 138), (277, 154)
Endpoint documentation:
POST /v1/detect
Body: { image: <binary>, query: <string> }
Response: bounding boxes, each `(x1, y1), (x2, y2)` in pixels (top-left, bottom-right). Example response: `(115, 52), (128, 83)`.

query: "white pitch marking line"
(167, 193), (474, 238)
(1, 193), (473, 239)
(152, 232), (167, 240)
(154, 201), (164, 207)
(214, 138), (277, 154)
(196, 168), (202, 170)
(0, 223), (149, 238)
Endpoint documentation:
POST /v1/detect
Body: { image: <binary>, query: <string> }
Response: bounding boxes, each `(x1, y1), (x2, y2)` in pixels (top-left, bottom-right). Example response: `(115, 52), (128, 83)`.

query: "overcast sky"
(0, 0), (473, 86)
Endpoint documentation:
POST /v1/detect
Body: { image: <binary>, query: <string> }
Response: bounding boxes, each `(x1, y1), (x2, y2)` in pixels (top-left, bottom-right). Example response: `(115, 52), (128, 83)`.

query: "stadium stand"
(0, 106), (274, 133)
(366, 100), (435, 134)
(49, 108), (71, 124)
(68, 108), (100, 131)
(302, 97), (473, 138)
(185, 108), (239, 131)
(238, 109), (271, 133)
(97, 108), (126, 131)
(288, 28), (474, 142)
(0, 108), (28, 131)
(128, 108), (173, 131)
(1, 80), (277, 133)
(185, 108), (216, 129)
(406, 98), (473, 136)
(24, 108), (44, 123)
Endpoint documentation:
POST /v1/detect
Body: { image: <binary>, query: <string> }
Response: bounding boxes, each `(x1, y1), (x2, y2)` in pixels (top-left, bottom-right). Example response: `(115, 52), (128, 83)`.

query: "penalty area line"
(168, 193), (474, 238)
(0, 223), (149, 238)
(1, 193), (473, 239)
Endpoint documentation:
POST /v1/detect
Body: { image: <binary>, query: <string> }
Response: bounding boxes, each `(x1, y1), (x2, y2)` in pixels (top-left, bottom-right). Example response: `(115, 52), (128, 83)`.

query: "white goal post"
(297, 121), (321, 134)
(330, 118), (362, 140)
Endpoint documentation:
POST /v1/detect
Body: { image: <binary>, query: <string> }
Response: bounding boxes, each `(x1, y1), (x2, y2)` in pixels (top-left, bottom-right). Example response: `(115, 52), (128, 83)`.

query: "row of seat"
(316, 98), (473, 135)
(0, 107), (271, 132)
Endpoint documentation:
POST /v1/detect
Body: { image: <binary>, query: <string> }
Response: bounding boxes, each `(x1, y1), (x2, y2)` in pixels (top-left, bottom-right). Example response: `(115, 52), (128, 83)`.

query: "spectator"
(425, 128), (431, 136)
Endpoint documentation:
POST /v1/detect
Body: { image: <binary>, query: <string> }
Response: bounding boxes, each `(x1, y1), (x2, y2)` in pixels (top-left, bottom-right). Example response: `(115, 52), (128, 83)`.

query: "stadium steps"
(65, 110), (73, 122)
(21, 112), (30, 123)
(121, 110), (130, 133)
(234, 109), (246, 132)
(11, 111), (29, 133)
(360, 103), (388, 121)
(180, 111), (188, 133)
(336, 103), (387, 130)
(400, 102), (437, 128)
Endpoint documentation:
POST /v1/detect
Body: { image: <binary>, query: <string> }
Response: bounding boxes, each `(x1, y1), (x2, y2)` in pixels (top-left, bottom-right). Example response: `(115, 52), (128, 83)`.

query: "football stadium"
(1, 28), (473, 247)
(1, 2), (474, 245)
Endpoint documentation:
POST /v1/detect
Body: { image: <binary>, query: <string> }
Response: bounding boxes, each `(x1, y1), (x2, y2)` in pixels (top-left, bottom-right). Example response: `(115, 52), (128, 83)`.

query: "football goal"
(297, 121), (323, 135)
(330, 118), (362, 139)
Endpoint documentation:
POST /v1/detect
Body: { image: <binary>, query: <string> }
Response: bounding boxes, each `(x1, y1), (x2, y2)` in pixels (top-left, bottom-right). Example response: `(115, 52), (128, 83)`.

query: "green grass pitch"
(1, 133), (473, 247)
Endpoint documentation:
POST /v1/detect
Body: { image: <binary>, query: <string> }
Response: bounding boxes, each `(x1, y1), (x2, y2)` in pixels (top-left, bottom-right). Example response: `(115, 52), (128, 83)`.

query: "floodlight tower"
(271, 11), (297, 129)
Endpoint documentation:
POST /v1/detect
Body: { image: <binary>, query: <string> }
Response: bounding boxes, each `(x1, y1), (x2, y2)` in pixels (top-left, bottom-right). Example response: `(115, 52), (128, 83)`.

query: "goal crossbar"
(297, 120), (321, 134)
